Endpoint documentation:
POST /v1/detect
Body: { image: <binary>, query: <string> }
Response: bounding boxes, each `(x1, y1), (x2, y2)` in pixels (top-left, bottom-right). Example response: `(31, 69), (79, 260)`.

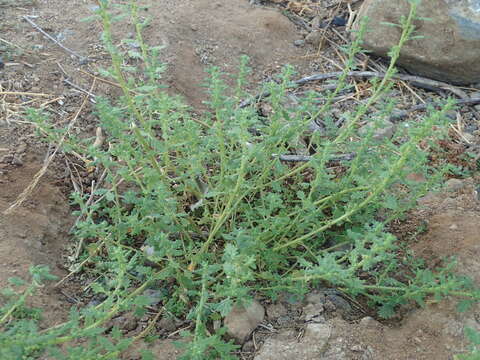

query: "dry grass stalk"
(3, 80), (96, 215)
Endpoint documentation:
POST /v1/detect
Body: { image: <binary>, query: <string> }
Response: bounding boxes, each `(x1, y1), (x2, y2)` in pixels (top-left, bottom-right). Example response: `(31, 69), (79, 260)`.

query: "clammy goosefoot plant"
(1, 0), (479, 358)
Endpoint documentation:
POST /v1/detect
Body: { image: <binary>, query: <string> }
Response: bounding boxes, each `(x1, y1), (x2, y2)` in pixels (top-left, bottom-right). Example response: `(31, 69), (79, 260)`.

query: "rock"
(305, 30), (323, 47)
(359, 316), (381, 328)
(242, 340), (255, 352)
(325, 295), (352, 317)
(351, 344), (364, 352)
(110, 313), (138, 332)
(332, 17), (347, 27)
(305, 289), (352, 318)
(303, 303), (325, 323)
(322, 344), (348, 360)
(293, 39), (305, 47)
(445, 178), (465, 192)
(254, 323), (331, 360)
(359, 120), (396, 141)
(13, 81), (23, 90)
(276, 315), (291, 327)
(311, 16), (322, 29)
(306, 322), (331, 343)
(445, 110), (458, 120)
(266, 302), (288, 320)
(224, 299), (265, 343)
(143, 289), (163, 305)
(305, 291), (325, 305)
(362, 345), (375, 360)
(352, 0), (480, 85)
(11, 156), (23, 166)
(474, 92), (480, 111)
(158, 316), (177, 333)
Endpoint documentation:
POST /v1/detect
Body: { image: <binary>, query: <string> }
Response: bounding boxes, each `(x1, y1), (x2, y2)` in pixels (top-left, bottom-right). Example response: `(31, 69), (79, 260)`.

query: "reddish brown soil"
(0, 159), (73, 328)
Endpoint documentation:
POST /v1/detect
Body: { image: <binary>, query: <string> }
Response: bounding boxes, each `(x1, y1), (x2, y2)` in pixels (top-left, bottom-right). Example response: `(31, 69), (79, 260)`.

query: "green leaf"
(378, 303), (396, 319)
(8, 277), (26, 286)
(457, 300), (473, 313)
(141, 350), (155, 360)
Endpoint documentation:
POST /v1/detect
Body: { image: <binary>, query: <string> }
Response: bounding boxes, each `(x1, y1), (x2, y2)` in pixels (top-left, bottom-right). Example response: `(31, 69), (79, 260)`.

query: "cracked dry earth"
(0, 0), (479, 359)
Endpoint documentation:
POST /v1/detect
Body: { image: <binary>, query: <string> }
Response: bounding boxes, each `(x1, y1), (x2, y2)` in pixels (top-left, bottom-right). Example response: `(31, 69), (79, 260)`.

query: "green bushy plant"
(1, 0), (479, 358)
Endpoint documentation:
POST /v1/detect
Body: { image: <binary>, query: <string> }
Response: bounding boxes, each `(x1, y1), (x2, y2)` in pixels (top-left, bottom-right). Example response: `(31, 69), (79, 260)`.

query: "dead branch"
(63, 79), (97, 103)
(3, 80), (96, 215)
(23, 16), (90, 64)
(390, 96), (480, 122)
(240, 70), (472, 108)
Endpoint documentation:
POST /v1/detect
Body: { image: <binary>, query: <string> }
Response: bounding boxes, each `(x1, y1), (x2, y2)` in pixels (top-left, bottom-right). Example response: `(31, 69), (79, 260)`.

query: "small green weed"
(1, 0), (479, 358)
(455, 328), (480, 360)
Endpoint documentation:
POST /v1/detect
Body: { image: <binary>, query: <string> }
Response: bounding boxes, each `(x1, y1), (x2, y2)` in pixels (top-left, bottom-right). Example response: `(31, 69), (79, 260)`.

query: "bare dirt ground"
(0, 159), (73, 328)
(1, 0), (479, 359)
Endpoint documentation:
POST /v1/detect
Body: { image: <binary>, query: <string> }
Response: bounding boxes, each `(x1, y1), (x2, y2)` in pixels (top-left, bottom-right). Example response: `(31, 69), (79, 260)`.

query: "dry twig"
(240, 70), (474, 108)
(3, 80), (96, 215)
(390, 96), (480, 122)
(63, 79), (97, 103)
(23, 16), (90, 64)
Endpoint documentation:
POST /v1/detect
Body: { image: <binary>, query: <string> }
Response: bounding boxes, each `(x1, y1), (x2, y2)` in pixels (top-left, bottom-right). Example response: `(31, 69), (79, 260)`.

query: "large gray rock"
(353, 0), (480, 85)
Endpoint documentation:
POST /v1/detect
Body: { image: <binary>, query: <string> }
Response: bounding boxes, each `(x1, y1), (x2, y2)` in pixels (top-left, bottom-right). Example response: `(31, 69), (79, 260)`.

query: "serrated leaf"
(378, 303), (395, 319)
(8, 277), (26, 286)
(457, 299), (473, 313)
(128, 50), (142, 59)
(141, 350), (155, 360)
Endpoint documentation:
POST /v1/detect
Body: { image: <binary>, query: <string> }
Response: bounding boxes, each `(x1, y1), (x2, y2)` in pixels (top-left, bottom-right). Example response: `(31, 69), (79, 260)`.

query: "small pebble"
(266, 302), (288, 319)
(445, 110), (457, 120)
(351, 344), (363, 352)
(88, 5), (100, 12)
(319, 16), (348, 28)
(12, 157), (23, 166)
(332, 16), (347, 26)
(242, 340), (255, 352)
(311, 15), (321, 28)
(293, 39), (305, 47)
(359, 316), (380, 328)
(158, 316), (177, 332)
(143, 289), (162, 305)
(305, 31), (323, 47)
(445, 178), (464, 192)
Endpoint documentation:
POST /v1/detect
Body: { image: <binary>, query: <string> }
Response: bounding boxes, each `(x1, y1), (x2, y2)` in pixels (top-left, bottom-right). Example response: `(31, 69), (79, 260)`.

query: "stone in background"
(353, 0), (480, 85)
